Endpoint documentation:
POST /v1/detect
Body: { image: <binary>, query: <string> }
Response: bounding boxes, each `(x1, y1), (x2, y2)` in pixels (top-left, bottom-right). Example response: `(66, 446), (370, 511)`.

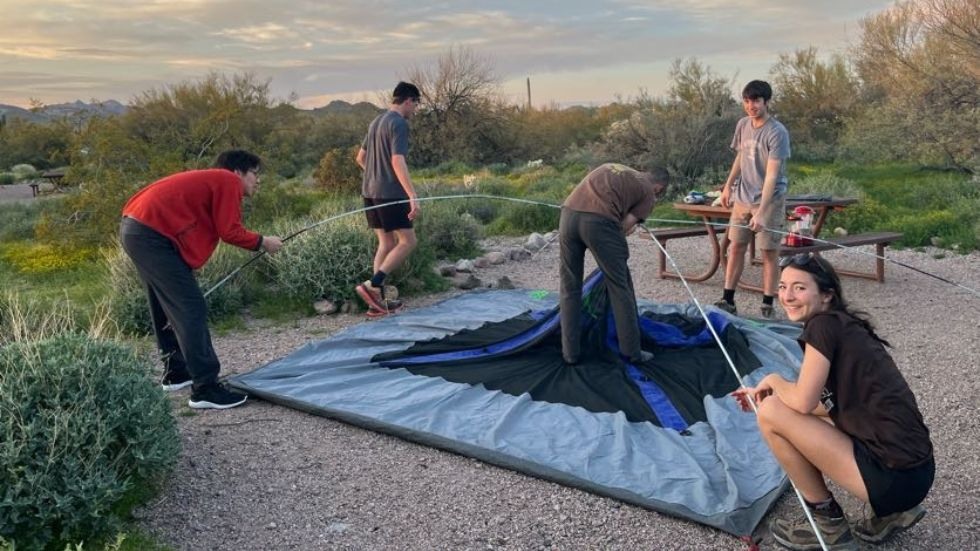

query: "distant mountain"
(310, 100), (382, 117)
(0, 98), (379, 124)
(0, 100), (127, 123)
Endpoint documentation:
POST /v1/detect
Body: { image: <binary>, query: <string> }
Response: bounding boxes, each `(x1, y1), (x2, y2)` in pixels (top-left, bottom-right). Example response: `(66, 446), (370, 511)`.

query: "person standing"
(715, 80), (791, 318)
(559, 163), (668, 365)
(120, 150), (283, 409)
(733, 254), (933, 550)
(354, 81), (422, 316)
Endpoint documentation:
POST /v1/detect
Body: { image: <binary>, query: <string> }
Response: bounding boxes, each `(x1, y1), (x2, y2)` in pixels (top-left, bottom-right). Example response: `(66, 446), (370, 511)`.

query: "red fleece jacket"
(122, 169), (262, 269)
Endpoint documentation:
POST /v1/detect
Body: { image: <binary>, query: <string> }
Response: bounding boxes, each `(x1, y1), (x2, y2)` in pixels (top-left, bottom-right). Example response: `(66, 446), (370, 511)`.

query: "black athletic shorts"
(853, 438), (934, 517)
(363, 197), (413, 231)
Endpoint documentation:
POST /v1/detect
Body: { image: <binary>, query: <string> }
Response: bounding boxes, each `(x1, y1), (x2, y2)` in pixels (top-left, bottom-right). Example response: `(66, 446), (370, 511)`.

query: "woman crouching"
(732, 253), (934, 550)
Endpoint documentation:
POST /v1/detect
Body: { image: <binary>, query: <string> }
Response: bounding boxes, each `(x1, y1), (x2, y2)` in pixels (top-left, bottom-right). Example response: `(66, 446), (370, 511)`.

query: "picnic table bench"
(641, 199), (903, 292)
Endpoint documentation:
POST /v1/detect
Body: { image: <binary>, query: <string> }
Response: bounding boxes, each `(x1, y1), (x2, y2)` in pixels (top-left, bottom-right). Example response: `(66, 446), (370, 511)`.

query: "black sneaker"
(188, 384), (247, 410)
(161, 371), (193, 391)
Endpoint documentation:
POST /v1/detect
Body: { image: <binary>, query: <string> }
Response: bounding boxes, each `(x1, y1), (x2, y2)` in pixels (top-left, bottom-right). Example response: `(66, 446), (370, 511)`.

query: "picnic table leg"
(657, 219), (721, 282)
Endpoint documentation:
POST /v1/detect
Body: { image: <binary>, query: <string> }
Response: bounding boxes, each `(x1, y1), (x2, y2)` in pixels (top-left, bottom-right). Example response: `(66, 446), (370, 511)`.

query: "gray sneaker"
(852, 505), (926, 543)
(770, 513), (859, 550)
(713, 300), (737, 315)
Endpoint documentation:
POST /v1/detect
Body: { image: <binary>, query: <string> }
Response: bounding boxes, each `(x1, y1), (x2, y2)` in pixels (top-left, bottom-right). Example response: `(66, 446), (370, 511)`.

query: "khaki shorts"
(727, 196), (786, 250)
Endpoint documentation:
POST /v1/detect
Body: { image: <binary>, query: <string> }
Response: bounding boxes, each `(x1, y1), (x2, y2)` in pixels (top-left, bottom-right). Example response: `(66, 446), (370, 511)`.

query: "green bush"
(266, 217), (375, 302)
(313, 146), (361, 195)
(10, 164), (38, 181)
(0, 201), (45, 241)
(0, 334), (180, 550)
(0, 173), (14, 186)
(416, 201), (483, 260)
(486, 201), (561, 236)
(889, 210), (974, 249)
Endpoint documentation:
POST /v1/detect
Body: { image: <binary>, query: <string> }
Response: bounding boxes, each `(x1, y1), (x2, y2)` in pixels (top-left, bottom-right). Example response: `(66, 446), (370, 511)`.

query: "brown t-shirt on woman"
(802, 310), (933, 469)
(563, 163), (660, 223)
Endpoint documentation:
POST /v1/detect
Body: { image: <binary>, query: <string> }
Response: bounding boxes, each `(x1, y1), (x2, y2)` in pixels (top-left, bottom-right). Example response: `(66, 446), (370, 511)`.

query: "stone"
(455, 259), (475, 273)
(495, 276), (515, 289)
(312, 299), (337, 315)
(507, 247), (531, 261)
(486, 251), (507, 265)
(473, 256), (491, 269)
(454, 274), (483, 290)
(438, 264), (457, 277)
(526, 233), (547, 251)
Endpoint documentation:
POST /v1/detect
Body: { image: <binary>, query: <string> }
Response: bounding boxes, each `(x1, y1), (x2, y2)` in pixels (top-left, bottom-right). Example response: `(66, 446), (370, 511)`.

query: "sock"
(762, 295), (774, 306)
(805, 496), (844, 519)
(370, 270), (387, 289)
(722, 289), (736, 305)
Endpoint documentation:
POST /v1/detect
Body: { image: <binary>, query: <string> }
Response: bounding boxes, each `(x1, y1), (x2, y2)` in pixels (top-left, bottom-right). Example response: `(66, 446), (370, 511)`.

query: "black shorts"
(363, 197), (413, 232)
(853, 438), (934, 517)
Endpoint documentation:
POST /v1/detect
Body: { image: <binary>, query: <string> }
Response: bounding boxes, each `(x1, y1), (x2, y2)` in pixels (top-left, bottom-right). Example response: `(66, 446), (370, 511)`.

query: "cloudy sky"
(0, 0), (894, 109)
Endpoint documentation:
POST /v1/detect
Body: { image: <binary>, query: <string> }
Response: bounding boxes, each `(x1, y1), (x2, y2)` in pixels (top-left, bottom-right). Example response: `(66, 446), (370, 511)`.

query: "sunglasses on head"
(778, 252), (816, 269)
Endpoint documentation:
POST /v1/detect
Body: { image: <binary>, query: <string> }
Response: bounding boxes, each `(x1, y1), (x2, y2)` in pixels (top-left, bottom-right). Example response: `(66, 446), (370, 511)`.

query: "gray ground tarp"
(230, 288), (802, 536)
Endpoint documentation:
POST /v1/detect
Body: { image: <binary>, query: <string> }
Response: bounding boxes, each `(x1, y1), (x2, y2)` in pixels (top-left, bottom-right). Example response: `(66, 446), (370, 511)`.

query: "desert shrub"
(0, 334), (180, 549)
(0, 173), (14, 185)
(416, 201), (483, 259)
(242, 178), (325, 229)
(457, 199), (500, 224)
(486, 201), (561, 236)
(313, 146), (361, 195)
(825, 197), (889, 235)
(889, 210), (974, 249)
(266, 217), (375, 301)
(10, 164), (38, 180)
(0, 202), (45, 241)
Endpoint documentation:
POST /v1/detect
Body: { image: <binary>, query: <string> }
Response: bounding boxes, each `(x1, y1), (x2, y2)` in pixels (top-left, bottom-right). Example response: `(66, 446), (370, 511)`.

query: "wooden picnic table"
(654, 198), (859, 289)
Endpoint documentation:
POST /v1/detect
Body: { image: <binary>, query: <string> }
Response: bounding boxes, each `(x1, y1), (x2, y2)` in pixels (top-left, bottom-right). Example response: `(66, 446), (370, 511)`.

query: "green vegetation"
(0, 2), (975, 545)
(0, 310), (179, 549)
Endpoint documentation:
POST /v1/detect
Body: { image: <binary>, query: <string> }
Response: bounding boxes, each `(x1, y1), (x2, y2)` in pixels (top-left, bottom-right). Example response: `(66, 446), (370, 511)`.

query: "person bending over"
(559, 163), (668, 365)
(121, 150), (283, 409)
(733, 254), (933, 550)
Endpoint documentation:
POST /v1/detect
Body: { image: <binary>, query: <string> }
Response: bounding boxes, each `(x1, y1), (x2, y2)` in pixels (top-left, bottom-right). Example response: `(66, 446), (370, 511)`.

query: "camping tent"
(230, 271), (803, 536)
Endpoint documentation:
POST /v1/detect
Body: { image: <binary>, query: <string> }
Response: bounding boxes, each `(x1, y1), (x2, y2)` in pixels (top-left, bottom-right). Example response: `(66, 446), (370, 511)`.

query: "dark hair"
(782, 254), (891, 347)
(392, 81), (421, 105)
(213, 149), (261, 173)
(647, 166), (670, 185)
(742, 80), (773, 102)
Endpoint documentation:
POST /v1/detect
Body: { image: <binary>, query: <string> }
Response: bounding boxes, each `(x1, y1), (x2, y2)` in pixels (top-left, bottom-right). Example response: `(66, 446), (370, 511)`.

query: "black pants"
(559, 209), (641, 361)
(120, 217), (220, 391)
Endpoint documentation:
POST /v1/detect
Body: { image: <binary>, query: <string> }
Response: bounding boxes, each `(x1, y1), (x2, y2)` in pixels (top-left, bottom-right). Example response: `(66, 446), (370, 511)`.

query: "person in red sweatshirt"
(120, 150), (283, 409)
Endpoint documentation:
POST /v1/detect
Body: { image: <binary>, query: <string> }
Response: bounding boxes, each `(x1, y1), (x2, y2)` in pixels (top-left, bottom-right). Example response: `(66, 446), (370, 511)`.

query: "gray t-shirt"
(731, 116), (791, 205)
(361, 110), (410, 199)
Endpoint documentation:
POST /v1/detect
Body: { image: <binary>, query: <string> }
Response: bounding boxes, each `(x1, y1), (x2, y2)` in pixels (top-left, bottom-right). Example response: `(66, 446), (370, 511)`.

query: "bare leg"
(761, 248), (780, 296)
(377, 228), (417, 274)
(756, 395), (869, 503)
(723, 241), (749, 290)
(373, 230), (397, 273)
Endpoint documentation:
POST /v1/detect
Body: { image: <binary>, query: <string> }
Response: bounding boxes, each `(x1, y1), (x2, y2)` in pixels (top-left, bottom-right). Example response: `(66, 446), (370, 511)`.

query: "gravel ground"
(135, 234), (980, 550)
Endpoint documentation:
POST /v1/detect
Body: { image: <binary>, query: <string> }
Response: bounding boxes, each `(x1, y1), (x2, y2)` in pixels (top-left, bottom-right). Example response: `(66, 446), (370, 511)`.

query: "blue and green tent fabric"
(230, 271), (802, 536)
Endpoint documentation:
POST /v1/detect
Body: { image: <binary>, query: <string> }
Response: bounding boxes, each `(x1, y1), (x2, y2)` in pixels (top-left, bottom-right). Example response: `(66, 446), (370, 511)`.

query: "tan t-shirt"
(563, 163), (660, 223)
